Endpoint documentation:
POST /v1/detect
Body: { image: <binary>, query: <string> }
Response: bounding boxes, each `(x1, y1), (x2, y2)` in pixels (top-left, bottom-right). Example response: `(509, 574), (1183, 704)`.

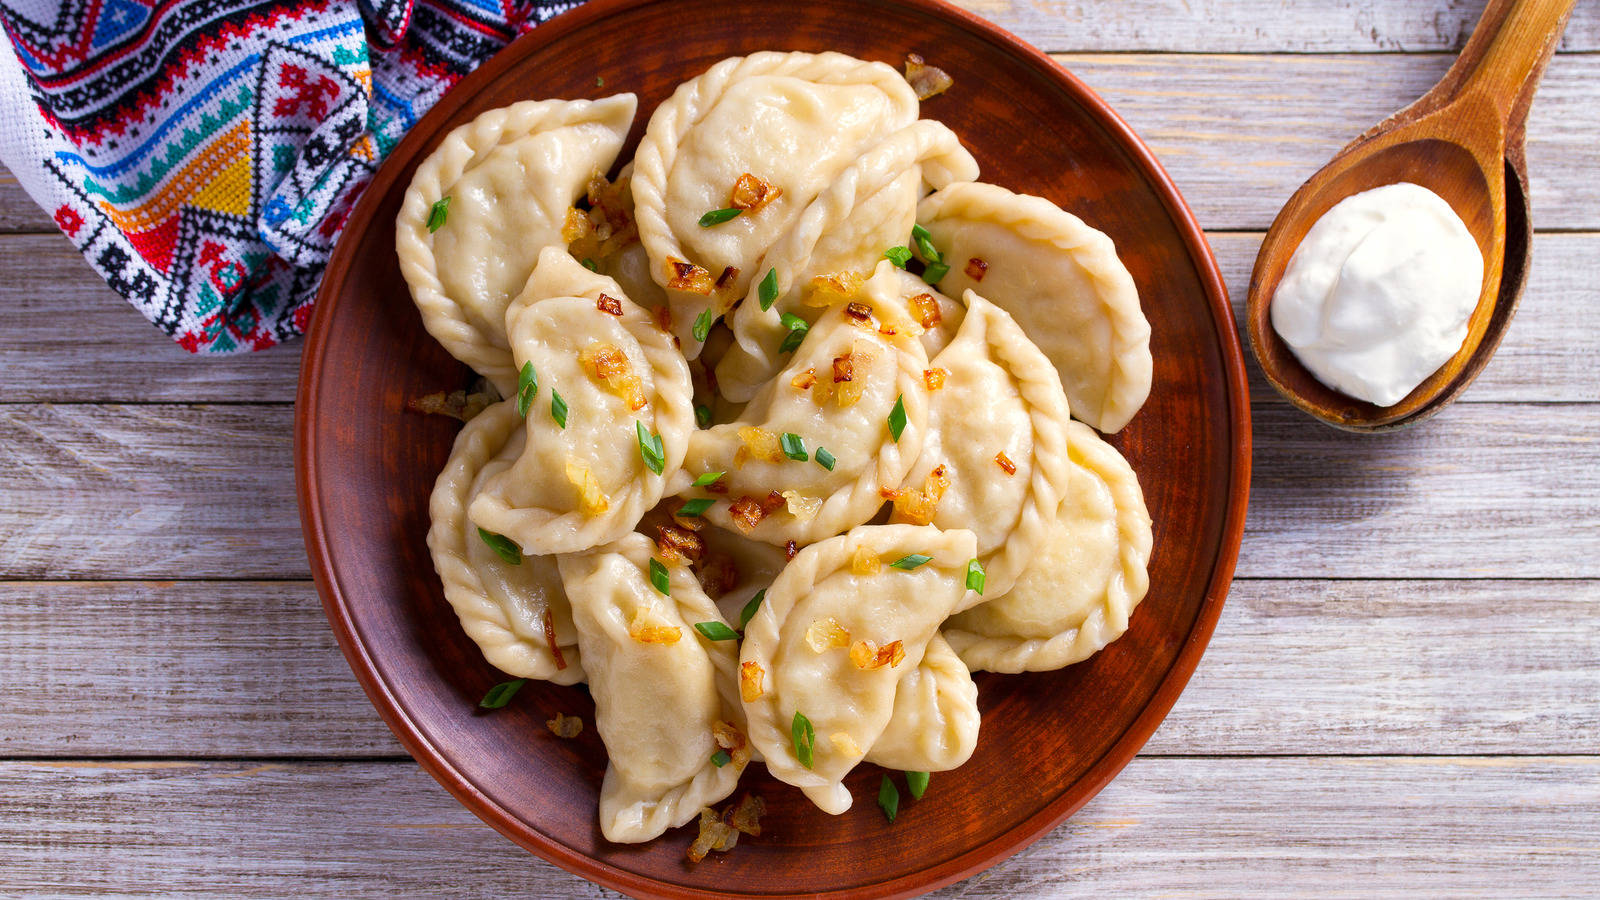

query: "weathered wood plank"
(1, 229), (1595, 404)
(1211, 232), (1600, 405)
(1242, 402), (1600, 579)
(0, 402), (1594, 581)
(1052, 51), (1600, 230)
(0, 757), (1594, 896)
(0, 169), (54, 233)
(0, 235), (304, 402)
(1, 580), (1592, 759)
(954, 0), (1600, 53)
(0, 405), (304, 580)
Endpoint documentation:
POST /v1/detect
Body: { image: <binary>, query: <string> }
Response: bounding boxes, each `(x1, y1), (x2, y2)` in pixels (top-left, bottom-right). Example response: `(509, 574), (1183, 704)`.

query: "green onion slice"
(550, 389), (568, 429)
(922, 261), (950, 285)
(580, 257), (598, 272)
(515, 361), (537, 418)
(692, 470), (725, 487)
(636, 421), (665, 475)
(878, 774), (900, 823)
(478, 678), (526, 709)
(884, 245), (912, 269)
(791, 711), (815, 769)
(477, 527), (522, 566)
(698, 207), (742, 227)
(694, 404), (712, 429)
(758, 268), (780, 310)
(965, 558), (986, 595)
(692, 308), (714, 342)
(710, 748), (732, 768)
(677, 497), (715, 518)
(739, 589), (765, 630)
(906, 770), (930, 799)
(911, 223), (941, 263)
(890, 553), (932, 570)
(780, 432), (808, 462)
(426, 196), (450, 233)
(887, 395), (907, 442)
(778, 314), (809, 354)
(648, 557), (670, 596)
(814, 447), (837, 471)
(694, 621), (740, 642)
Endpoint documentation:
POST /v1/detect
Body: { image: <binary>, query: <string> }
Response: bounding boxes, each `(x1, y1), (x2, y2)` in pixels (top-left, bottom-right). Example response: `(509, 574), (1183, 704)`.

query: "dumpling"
(715, 120), (979, 400)
(739, 524), (979, 814)
(397, 95), (637, 394)
(694, 524), (790, 629)
(557, 533), (748, 843)
(916, 181), (1152, 433)
(583, 163), (672, 316)
(677, 290), (929, 547)
(631, 51), (918, 356)
(889, 291), (1074, 600)
(426, 400), (584, 684)
(943, 421), (1153, 673)
(863, 634), (979, 773)
(468, 248), (694, 555)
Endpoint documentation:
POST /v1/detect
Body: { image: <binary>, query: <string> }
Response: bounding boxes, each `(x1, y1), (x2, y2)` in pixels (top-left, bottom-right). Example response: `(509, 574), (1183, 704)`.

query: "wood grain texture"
(0, 405), (304, 580)
(950, 0), (1600, 53)
(0, 170), (52, 233)
(1, 401), (1590, 581)
(1055, 51), (1599, 230)
(0, 757), (1594, 897)
(0, 579), (1593, 759)
(2, 230), (1594, 405)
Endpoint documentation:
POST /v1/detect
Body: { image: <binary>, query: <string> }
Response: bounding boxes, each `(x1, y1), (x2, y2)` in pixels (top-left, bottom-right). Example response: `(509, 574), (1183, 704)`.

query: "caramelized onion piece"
(578, 342), (648, 411)
(904, 53), (954, 100)
(667, 258), (716, 294)
(892, 463), (950, 526)
(908, 292), (943, 329)
(596, 293), (623, 316)
(728, 794), (766, 836)
(715, 265), (741, 293)
(781, 491), (820, 523)
(923, 367), (948, 391)
(546, 712), (583, 738)
(790, 367), (818, 390)
(628, 607), (682, 645)
(564, 457), (610, 516)
(740, 661), (765, 701)
(736, 426), (785, 464)
(687, 807), (740, 863)
(806, 271), (865, 308)
(829, 731), (862, 757)
(408, 388), (494, 422)
(850, 545), (882, 576)
(655, 523), (706, 564)
(729, 173), (782, 212)
(995, 451), (1017, 475)
(964, 256), (989, 281)
(713, 719), (752, 768)
(805, 616), (851, 652)
(542, 607), (568, 671)
(694, 548), (741, 599)
(849, 638), (906, 670)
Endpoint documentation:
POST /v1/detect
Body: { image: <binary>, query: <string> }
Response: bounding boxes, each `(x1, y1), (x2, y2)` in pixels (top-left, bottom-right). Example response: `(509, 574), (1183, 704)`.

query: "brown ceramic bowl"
(296, 0), (1251, 896)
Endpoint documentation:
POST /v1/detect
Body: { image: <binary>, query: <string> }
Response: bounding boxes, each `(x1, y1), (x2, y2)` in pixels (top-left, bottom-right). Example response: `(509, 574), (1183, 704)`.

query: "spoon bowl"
(1247, 0), (1570, 431)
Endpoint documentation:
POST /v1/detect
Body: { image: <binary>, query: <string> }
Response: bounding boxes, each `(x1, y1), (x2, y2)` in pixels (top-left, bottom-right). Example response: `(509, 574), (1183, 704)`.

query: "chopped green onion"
(739, 589), (765, 630)
(692, 308), (714, 342)
(692, 470), (725, 487)
(791, 711), (815, 769)
(426, 196), (450, 232)
(878, 774), (900, 823)
(890, 553), (932, 571)
(595, 76), (605, 87)
(710, 748), (732, 767)
(477, 527), (522, 565)
(906, 770), (930, 799)
(698, 207), (742, 227)
(814, 447), (837, 471)
(636, 421), (665, 475)
(965, 558), (986, 595)
(778, 313), (809, 354)
(648, 557), (670, 596)
(677, 497), (715, 518)
(695, 404), (712, 429)
(758, 267), (780, 310)
(911, 223), (941, 263)
(515, 361), (538, 418)
(887, 395), (907, 442)
(780, 432), (808, 462)
(550, 389), (568, 428)
(580, 257), (598, 272)
(922, 261), (950, 285)
(884, 245), (912, 268)
(694, 621), (740, 642)
(478, 678), (526, 709)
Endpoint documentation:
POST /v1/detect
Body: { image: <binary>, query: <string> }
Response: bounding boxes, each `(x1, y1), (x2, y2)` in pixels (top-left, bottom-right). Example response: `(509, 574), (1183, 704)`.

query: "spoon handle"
(1452, 0), (1577, 123)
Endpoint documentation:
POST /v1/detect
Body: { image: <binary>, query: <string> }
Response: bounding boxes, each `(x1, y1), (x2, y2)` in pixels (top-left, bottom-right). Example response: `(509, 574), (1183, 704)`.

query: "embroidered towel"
(0, 0), (582, 353)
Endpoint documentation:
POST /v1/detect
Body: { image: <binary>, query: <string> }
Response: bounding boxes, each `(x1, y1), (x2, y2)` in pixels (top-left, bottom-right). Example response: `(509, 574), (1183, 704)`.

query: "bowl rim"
(295, 0), (1252, 896)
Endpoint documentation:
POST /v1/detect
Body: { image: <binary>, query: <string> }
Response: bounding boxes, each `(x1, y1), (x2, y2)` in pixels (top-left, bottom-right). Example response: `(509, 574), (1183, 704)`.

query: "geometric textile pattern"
(0, 0), (582, 352)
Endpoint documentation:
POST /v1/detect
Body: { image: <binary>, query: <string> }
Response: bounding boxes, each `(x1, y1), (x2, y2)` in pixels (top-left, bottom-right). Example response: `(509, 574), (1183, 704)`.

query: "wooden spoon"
(1247, 0), (1575, 431)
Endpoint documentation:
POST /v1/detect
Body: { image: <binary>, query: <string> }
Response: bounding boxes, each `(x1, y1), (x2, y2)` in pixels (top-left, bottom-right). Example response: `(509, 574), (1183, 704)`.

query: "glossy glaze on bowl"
(295, 0), (1251, 896)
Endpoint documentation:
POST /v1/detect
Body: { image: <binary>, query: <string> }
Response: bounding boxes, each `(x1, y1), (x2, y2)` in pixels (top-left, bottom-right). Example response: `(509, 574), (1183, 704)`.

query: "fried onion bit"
(904, 53), (954, 101)
(546, 712), (583, 738)
(729, 173), (782, 212)
(667, 258), (716, 294)
(849, 638), (906, 670)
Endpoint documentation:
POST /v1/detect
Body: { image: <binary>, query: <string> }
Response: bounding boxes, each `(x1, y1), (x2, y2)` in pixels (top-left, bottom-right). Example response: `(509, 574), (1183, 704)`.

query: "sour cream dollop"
(1270, 182), (1483, 407)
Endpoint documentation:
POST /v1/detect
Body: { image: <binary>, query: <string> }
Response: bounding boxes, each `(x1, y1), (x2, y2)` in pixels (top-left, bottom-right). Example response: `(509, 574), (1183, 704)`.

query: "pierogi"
(409, 49), (1154, 851)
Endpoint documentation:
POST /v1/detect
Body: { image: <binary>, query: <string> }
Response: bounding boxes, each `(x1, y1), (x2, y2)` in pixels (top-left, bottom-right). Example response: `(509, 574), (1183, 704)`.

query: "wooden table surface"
(2, 2), (1597, 895)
